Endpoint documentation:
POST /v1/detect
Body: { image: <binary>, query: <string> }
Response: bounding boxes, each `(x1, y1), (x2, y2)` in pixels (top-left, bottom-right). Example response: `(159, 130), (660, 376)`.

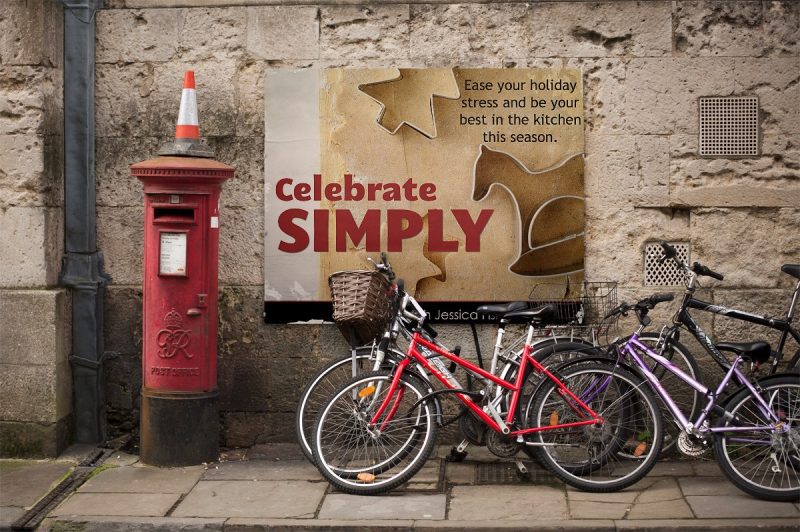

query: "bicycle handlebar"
(605, 293), (675, 320)
(649, 293), (675, 305)
(692, 261), (724, 281)
(368, 252), (396, 281)
(394, 284), (439, 339)
(659, 241), (724, 282)
(659, 241), (677, 263)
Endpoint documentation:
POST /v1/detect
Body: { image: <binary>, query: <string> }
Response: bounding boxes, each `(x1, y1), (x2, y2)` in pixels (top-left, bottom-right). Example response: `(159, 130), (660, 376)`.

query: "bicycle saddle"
(716, 341), (772, 364)
(503, 304), (556, 325)
(476, 301), (529, 318)
(781, 264), (800, 280)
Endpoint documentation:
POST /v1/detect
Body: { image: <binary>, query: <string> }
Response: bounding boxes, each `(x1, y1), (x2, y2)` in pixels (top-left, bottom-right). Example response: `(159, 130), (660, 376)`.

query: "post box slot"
(153, 206), (196, 224)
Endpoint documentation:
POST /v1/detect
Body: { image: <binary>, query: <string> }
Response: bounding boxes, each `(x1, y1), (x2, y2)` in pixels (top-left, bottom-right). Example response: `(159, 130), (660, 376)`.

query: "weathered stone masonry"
(1, 0), (798, 453)
(0, 0), (70, 456)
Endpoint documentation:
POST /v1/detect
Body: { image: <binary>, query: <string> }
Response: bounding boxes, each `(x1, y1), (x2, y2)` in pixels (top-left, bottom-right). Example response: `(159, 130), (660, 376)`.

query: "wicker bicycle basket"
(328, 270), (392, 345)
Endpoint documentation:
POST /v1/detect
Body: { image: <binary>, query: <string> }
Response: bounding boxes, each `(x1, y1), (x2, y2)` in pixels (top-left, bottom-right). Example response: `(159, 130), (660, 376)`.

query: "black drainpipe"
(58, 0), (108, 444)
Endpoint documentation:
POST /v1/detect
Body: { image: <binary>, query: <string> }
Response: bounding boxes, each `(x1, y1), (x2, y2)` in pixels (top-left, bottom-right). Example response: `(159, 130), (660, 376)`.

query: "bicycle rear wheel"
(502, 341), (598, 460)
(311, 370), (438, 495)
(526, 362), (663, 492)
(713, 375), (800, 501)
(532, 335), (701, 457)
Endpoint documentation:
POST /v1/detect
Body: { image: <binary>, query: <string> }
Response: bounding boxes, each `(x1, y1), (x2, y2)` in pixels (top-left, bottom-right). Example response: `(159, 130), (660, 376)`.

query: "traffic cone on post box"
(131, 71), (234, 466)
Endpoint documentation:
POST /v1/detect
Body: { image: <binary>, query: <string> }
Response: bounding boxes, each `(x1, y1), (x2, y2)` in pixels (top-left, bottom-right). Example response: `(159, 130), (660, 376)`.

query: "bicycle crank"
(487, 430), (523, 458)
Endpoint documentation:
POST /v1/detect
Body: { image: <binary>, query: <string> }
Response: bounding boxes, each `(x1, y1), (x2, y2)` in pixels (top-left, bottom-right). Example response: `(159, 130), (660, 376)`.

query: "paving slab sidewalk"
(3, 443), (794, 531)
(0, 460), (73, 530)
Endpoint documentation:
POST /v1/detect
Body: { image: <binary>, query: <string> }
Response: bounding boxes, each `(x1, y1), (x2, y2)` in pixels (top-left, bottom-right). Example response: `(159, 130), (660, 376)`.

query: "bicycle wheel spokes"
(312, 370), (438, 495)
(528, 364), (663, 492)
(296, 351), (376, 463)
(714, 378), (800, 501)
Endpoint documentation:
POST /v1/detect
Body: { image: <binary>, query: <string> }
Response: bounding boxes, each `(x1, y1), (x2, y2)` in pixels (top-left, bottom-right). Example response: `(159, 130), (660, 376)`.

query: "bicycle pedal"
(446, 448), (468, 462)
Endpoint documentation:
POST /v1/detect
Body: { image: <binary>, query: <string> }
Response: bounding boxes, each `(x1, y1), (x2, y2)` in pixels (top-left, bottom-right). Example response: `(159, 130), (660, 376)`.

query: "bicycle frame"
(369, 326), (601, 438)
(679, 296), (800, 373)
(672, 260), (800, 373)
(621, 335), (783, 435)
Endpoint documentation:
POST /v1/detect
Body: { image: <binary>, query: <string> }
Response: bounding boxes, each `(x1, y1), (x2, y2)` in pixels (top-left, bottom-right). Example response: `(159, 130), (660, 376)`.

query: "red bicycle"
(310, 287), (663, 494)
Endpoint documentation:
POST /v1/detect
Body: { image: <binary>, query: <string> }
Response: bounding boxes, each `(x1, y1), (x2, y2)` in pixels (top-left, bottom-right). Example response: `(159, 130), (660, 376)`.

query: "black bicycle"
(530, 243), (799, 455)
(658, 241), (800, 374)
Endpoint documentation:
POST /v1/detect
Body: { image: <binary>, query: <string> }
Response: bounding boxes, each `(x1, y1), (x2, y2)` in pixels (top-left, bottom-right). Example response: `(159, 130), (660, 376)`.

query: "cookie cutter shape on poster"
(358, 68), (460, 139)
(471, 144), (585, 277)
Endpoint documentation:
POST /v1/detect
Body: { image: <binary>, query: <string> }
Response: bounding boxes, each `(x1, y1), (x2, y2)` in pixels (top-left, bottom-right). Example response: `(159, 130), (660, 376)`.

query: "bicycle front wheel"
(526, 363), (663, 492)
(296, 348), (385, 463)
(713, 375), (800, 501)
(311, 370), (438, 495)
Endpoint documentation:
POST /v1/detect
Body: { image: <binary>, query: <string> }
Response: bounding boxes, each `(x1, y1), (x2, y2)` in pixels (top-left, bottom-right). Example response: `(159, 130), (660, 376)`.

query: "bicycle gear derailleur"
(677, 431), (710, 457)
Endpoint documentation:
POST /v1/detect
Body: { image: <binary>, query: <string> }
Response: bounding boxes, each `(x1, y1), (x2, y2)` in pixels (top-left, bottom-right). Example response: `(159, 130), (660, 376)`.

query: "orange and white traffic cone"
(159, 70), (214, 157)
(175, 70), (200, 141)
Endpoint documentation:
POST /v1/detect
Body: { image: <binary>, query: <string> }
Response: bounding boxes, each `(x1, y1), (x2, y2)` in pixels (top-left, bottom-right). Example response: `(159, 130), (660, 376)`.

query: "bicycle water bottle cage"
(716, 341), (772, 364)
(503, 304), (556, 325)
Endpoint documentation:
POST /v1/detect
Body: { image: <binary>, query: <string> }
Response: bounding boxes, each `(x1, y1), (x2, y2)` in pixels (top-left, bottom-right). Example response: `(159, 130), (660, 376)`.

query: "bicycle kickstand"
(514, 459), (530, 478)
(447, 440), (470, 462)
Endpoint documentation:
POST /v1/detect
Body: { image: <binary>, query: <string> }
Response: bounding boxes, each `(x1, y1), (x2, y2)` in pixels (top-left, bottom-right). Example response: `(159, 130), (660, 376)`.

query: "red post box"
(131, 71), (233, 466)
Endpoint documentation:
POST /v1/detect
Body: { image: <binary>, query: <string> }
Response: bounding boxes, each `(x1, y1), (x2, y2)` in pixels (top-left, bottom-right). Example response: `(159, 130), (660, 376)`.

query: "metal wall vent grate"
(699, 97), (759, 157)
(644, 242), (690, 286)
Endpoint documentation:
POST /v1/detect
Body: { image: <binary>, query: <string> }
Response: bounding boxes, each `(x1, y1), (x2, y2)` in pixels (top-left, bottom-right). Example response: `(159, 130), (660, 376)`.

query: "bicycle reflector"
(358, 386), (377, 398)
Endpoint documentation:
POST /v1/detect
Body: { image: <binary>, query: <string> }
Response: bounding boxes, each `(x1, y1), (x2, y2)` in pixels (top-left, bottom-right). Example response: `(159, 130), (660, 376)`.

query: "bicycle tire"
(295, 348), (381, 464)
(497, 341), (596, 460)
(526, 362), (664, 492)
(713, 374), (800, 502)
(326, 370), (434, 480)
(532, 334), (701, 458)
(529, 357), (644, 471)
(311, 370), (439, 495)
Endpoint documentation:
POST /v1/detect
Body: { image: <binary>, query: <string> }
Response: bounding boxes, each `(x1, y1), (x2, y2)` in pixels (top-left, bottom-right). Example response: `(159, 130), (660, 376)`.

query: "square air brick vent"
(644, 242), (689, 287)
(699, 97), (759, 157)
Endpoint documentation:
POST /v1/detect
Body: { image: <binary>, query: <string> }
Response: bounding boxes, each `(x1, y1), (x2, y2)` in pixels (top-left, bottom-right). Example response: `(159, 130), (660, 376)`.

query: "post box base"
(140, 389), (219, 467)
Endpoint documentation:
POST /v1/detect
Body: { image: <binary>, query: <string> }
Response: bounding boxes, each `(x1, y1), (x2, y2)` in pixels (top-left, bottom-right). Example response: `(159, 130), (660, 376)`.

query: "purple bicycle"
(600, 294), (799, 501)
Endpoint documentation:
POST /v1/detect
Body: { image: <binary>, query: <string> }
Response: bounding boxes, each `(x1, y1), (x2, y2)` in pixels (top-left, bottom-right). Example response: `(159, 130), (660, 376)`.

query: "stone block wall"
(0, 0), (70, 456)
(91, 0), (800, 446)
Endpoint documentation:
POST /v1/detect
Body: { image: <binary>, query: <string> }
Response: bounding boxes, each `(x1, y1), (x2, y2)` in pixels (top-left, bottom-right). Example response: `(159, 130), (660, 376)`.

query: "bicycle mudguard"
(531, 341), (602, 362)
(548, 355), (641, 381)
